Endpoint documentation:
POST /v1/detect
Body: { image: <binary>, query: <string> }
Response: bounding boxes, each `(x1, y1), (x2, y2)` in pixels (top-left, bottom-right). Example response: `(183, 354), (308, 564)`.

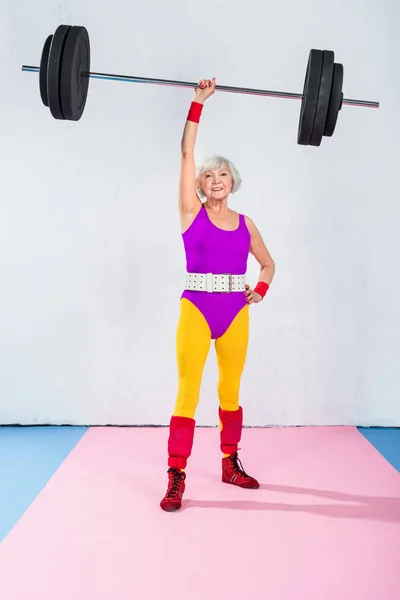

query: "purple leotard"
(181, 204), (251, 339)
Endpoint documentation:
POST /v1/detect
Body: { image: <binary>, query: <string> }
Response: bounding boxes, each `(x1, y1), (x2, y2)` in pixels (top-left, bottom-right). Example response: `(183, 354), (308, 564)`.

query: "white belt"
(184, 272), (246, 293)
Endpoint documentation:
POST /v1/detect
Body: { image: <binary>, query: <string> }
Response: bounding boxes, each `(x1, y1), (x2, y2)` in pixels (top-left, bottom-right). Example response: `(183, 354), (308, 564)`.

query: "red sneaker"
(222, 452), (260, 489)
(160, 468), (186, 512)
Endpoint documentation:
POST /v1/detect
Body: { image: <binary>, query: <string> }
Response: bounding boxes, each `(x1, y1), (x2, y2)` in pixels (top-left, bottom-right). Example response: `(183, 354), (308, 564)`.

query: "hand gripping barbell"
(22, 24), (379, 146)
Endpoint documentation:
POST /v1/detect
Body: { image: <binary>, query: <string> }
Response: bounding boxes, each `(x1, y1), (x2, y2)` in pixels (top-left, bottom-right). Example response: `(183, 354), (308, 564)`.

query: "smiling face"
(196, 156), (242, 201)
(200, 165), (233, 201)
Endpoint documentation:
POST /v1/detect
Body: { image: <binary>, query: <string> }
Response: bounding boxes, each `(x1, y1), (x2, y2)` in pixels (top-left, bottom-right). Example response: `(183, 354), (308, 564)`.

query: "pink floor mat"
(0, 426), (399, 599)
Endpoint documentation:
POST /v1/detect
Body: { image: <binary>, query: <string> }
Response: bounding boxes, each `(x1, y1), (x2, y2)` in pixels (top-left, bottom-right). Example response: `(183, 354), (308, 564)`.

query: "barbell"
(22, 24), (379, 146)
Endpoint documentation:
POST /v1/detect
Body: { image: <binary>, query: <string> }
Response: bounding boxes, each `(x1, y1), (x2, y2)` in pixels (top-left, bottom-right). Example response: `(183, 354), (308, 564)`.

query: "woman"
(160, 78), (275, 512)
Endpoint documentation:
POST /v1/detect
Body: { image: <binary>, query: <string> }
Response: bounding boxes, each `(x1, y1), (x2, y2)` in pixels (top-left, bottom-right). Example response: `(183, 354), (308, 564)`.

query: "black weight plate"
(324, 63), (344, 137)
(39, 35), (52, 107)
(60, 26), (90, 121)
(309, 50), (334, 146)
(47, 24), (71, 120)
(297, 49), (323, 145)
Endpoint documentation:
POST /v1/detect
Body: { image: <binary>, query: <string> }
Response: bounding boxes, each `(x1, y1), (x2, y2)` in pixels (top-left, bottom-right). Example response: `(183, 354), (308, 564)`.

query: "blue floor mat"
(358, 427), (400, 472)
(0, 426), (88, 542)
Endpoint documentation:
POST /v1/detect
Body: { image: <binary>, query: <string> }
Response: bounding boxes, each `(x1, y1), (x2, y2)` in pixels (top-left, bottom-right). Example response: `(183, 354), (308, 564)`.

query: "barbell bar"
(21, 24), (380, 146)
(22, 65), (379, 108)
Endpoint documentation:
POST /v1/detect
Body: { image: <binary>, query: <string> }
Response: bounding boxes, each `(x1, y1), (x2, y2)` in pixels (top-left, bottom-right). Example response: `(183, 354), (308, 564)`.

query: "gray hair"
(196, 155), (242, 198)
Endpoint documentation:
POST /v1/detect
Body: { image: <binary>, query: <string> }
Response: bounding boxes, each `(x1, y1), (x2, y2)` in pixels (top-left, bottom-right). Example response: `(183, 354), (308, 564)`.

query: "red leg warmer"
(219, 406), (243, 455)
(167, 416), (196, 469)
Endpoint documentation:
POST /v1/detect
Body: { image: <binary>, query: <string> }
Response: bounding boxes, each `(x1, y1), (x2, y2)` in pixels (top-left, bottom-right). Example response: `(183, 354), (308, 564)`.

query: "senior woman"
(160, 78), (275, 511)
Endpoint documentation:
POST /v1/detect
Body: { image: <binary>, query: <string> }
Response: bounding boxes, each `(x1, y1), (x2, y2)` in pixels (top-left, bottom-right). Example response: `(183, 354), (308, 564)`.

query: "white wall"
(0, 0), (399, 426)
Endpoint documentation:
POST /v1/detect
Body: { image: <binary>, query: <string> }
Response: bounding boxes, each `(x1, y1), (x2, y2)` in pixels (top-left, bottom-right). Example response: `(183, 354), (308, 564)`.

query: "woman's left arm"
(244, 216), (275, 304)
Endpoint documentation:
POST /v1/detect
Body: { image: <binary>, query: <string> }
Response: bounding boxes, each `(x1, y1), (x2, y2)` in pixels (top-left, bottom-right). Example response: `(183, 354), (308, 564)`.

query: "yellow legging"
(173, 298), (249, 420)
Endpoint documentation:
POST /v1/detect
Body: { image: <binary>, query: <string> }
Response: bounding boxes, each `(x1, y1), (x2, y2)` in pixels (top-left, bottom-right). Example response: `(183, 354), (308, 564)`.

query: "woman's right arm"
(179, 79), (216, 217)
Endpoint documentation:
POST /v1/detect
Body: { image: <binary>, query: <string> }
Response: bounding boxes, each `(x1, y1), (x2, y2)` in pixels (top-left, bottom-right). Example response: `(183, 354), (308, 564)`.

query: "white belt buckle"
(221, 273), (232, 293)
(206, 273), (213, 293)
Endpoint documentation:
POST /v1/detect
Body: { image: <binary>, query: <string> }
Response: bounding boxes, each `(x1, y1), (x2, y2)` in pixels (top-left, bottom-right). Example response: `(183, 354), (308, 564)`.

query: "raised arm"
(179, 78), (216, 220)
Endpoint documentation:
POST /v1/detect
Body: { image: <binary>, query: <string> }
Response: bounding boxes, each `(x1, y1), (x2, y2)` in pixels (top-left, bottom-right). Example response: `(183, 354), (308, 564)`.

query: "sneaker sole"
(160, 504), (182, 512)
(222, 479), (260, 489)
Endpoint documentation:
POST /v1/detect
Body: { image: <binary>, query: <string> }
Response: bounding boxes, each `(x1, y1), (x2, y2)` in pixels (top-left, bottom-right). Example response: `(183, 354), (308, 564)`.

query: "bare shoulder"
(243, 214), (259, 234)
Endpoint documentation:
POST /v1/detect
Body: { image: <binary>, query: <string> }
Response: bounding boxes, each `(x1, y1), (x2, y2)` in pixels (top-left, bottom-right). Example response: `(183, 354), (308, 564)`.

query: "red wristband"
(254, 282), (269, 298)
(187, 102), (203, 123)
